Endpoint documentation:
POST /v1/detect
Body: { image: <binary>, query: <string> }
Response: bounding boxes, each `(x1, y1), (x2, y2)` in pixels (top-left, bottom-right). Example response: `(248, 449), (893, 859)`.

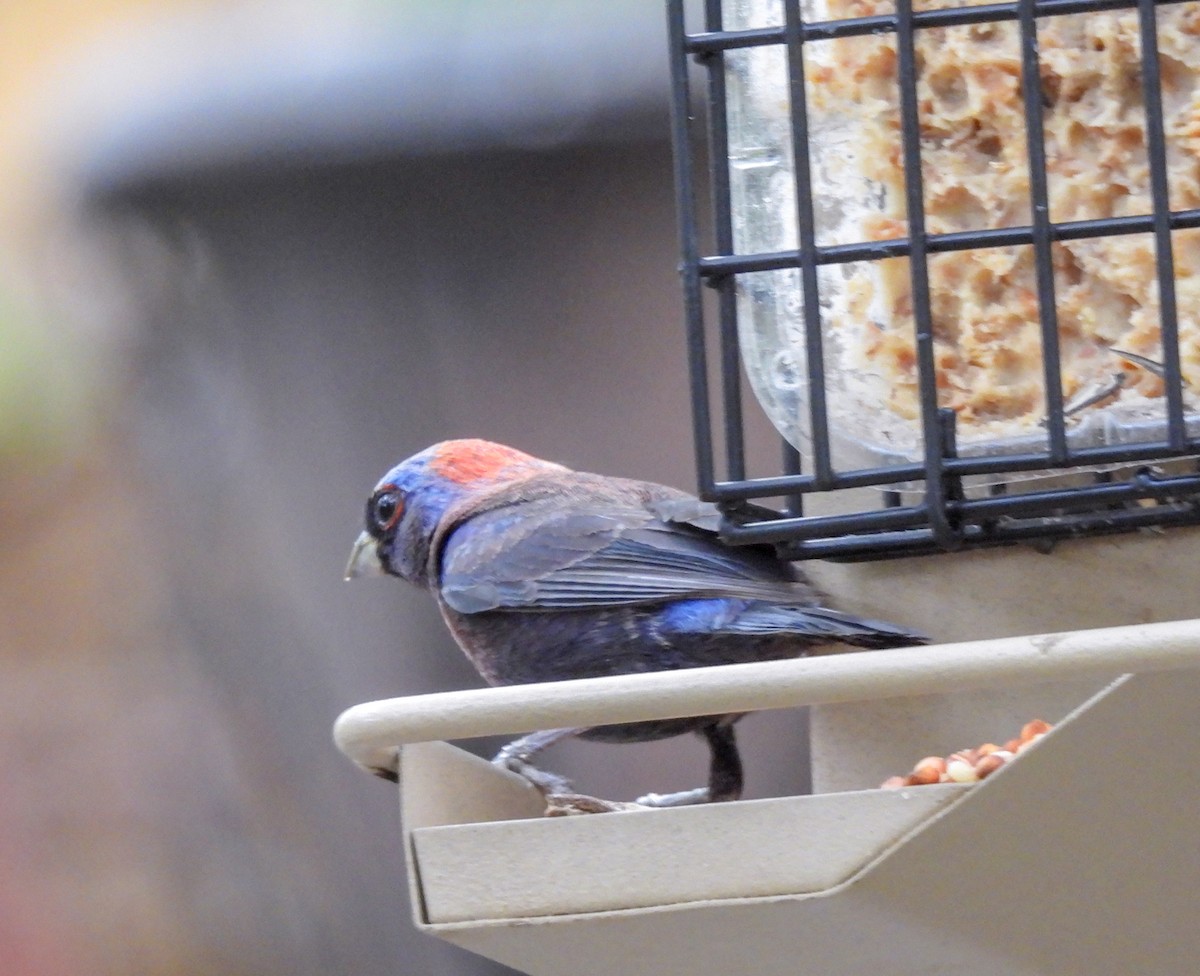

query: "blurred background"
(0, 1), (801, 974)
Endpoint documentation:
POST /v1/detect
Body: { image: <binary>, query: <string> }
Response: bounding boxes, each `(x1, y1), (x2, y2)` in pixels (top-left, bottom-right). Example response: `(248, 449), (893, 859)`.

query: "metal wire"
(1016, 0), (1068, 463)
(695, 207), (1200, 277)
(1136, 0), (1186, 449)
(667, 0), (1200, 559)
(782, 0), (834, 488)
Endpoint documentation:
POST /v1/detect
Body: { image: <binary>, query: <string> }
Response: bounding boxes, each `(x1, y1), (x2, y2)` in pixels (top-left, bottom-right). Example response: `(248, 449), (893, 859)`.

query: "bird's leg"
(492, 727), (581, 796)
(636, 721), (743, 807)
(703, 721), (744, 802)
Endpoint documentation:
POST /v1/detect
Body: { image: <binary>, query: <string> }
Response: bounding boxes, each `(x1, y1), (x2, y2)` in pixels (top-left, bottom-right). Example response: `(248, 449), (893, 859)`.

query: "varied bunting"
(346, 439), (927, 804)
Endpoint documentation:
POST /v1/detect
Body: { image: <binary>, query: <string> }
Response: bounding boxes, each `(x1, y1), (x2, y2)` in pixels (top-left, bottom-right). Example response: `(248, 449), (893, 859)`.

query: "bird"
(346, 439), (927, 806)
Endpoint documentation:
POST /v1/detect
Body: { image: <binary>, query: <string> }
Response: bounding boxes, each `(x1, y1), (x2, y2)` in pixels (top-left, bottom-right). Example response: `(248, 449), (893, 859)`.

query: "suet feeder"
(669, 0), (1200, 559)
(335, 2), (1200, 973)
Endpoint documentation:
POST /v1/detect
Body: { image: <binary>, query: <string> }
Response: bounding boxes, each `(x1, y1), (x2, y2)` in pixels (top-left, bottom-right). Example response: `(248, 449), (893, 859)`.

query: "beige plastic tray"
(337, 620), (1200, 976)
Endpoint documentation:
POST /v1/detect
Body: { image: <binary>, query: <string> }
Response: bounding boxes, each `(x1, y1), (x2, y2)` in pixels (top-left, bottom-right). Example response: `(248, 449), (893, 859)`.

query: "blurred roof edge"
(63, 2), (672, 199)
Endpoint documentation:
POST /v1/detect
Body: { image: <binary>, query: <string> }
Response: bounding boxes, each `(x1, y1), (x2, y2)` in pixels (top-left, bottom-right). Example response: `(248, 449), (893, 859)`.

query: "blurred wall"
(0, 3), (802, 976)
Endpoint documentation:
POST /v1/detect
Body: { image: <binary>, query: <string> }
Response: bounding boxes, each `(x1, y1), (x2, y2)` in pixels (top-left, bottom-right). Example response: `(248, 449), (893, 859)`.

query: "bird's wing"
(436, 479), (811, 614)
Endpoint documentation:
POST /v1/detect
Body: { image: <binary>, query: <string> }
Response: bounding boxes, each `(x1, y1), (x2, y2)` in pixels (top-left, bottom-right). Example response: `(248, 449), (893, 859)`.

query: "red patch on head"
(429, 439), (547, 485)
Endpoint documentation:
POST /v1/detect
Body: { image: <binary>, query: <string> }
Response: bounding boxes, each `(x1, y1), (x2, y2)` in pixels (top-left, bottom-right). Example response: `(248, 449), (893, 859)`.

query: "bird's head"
(345, 439), (565, 587)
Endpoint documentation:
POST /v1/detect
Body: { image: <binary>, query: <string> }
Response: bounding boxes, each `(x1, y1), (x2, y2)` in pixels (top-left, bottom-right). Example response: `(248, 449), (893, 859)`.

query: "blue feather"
(658, 597), (925, 646)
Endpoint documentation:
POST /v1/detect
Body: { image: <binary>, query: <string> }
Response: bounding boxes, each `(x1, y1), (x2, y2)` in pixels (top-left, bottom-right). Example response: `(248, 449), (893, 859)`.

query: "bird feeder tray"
(335, 619), (1200, 976)
(404, 743), (965, 924)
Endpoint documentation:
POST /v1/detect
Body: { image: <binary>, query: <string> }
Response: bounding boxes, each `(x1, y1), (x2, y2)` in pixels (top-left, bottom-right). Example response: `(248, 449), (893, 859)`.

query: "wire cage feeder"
(668, 0), (1200, 560)
(327, 9), (1200, 973)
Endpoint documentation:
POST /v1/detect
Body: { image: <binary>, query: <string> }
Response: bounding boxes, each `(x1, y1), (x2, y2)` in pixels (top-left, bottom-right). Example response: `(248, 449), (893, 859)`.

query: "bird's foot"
(492, 741), (576, 797)
(634, 786), (713, 807)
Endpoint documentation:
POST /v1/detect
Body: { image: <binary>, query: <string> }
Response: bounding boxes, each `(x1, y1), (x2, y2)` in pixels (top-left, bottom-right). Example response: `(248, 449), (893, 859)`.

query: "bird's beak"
(344, 531), (384, 580)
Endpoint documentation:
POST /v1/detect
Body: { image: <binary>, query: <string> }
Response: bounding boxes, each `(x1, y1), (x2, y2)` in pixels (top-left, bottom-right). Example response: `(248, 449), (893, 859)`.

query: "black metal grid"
(667, 0), (1200, 559)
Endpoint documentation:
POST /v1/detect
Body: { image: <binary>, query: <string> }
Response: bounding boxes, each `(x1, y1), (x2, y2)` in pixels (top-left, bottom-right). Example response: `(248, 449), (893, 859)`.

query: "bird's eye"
(368, 490), (404, 536)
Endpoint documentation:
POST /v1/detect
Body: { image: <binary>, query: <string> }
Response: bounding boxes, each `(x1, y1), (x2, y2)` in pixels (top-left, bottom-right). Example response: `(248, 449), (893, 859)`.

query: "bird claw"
(491, 728), (582, 796)
(492, 750), (575, 796)
(634, 786), (713, 807)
